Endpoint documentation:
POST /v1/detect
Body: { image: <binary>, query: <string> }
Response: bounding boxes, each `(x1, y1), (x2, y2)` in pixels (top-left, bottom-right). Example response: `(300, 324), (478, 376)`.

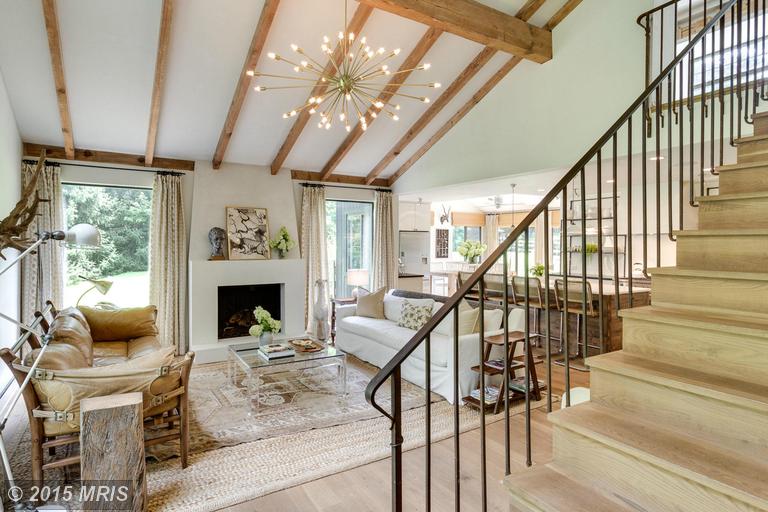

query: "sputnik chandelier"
(246, 2), (440, 132)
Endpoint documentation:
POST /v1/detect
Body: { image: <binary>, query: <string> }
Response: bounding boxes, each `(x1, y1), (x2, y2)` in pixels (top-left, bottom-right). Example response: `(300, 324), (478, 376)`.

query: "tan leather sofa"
(1, 304), (194, 482)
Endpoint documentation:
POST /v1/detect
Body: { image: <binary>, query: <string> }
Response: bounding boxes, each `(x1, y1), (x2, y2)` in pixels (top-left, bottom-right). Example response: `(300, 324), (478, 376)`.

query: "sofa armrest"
(335, 304), (358, 322)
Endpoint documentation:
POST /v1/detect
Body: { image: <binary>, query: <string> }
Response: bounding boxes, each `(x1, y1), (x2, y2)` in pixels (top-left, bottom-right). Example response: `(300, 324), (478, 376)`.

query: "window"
(62, 183), (152, 307)
(452, 226), (481, 252)
(675, 15), (768, 98)
(498, 226), (535, 273)
(325, 200), (373, 298)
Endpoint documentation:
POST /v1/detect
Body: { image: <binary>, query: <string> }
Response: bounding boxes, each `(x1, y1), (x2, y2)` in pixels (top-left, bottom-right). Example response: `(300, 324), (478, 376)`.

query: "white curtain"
(301, 186), (328, 333)
(372, 190), (397, 291)
(21, 162), (64, 323)
(149, 173), (187, 353)
(483, 213), (499, 261)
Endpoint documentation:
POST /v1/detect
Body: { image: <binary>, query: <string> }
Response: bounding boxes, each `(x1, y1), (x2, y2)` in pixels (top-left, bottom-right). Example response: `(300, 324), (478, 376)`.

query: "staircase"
(365, 1), (768, 510)
(504, 114), (768, 511)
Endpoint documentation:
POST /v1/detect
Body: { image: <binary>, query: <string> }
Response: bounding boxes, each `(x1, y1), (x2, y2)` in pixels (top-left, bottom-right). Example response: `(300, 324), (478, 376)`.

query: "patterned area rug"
(147, 358), (434, 460)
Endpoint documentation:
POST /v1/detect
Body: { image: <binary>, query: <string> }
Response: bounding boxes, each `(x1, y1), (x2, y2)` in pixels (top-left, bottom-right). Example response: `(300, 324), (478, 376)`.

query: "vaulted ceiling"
(0, 0), (581, 183)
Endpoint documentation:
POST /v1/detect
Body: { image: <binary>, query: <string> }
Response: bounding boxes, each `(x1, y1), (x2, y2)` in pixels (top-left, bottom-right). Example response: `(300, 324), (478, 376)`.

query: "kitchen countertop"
(398, 273), (425, 278)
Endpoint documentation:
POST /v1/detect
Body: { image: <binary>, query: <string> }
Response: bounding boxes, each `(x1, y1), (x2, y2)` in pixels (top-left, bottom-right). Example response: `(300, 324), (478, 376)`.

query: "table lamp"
(346, 269), (370, 299)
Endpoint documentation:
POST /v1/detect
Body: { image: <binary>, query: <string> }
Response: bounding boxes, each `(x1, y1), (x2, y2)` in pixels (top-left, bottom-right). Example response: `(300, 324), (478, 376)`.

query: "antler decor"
(0, 150), (49, 259)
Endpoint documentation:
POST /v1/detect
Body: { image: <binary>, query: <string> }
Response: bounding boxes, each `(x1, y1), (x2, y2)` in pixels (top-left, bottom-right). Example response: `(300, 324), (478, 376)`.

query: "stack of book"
(258, 343), (295, 360)
(469, 386), (499, 405)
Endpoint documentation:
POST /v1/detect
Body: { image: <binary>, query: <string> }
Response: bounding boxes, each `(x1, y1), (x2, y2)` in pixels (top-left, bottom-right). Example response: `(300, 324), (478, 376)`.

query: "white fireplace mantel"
(188, 258), (306, 362)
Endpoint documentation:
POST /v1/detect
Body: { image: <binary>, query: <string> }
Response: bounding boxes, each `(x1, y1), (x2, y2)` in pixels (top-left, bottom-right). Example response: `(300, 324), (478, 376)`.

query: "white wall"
(188, 161), (304, 362)
(393, 0), (654, 194)
(0, 68), (21, 347)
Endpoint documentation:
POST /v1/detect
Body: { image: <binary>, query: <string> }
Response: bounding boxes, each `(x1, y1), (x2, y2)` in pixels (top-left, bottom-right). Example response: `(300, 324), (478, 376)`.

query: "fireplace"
(217, 283), (283, 340)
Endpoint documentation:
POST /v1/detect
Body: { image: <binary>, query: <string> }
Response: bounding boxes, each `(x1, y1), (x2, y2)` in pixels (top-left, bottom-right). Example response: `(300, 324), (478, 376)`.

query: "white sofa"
(335, 291), (524, 404)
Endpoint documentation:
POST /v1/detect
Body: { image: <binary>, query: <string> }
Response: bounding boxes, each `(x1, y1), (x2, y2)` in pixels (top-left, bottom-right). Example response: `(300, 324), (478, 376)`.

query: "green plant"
(530, 263), (545, 277)
(457, 240), (487, 262)
(269, 226), (296, 256)
(585, 243), (599, 254)
(248, 306), (282, 337)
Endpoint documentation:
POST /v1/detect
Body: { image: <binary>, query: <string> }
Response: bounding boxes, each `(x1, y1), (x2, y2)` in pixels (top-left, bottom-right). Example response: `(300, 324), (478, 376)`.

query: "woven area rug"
(146, 390), (551, 511)
(147, 358), (433, 460)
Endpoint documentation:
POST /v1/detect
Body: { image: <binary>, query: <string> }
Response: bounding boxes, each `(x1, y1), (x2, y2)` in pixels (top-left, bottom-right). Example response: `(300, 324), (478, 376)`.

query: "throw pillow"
(432, 299), (472, 337)
(383, 293), (434, 322)
(397, 301), (433, 331)
(473, 308), (504, 333)
(356, 287), (386, 319)
(79, 305), (158, 341)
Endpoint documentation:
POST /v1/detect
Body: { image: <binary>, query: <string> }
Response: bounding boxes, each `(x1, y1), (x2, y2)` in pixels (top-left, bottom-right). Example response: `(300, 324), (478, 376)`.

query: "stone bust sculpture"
(208, 227), (227, 260)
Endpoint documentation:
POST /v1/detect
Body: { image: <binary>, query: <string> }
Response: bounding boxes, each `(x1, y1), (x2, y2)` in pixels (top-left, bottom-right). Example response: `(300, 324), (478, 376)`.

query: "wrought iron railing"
(365, 0), (759, 509)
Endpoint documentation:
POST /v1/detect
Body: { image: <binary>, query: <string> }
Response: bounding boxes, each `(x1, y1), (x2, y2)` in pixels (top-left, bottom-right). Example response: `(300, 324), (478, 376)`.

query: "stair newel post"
(478, 277), (487, 511)
(579, 167), (588, 367)
(561, 188), (570, 407)
(524, 227), (532, 467)
(425, 332), (431, 512)
(452, 303), (460, 512)
(391, 366), (403, 512)
(543, 207), (552, 413)
(502, 249), (511, 474)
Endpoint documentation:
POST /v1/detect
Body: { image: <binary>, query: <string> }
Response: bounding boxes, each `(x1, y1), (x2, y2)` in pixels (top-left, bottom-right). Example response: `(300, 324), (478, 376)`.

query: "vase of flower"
(457, 240), (488, 264)
(269, 227), (296, 259)
(248, 306), (282, 346)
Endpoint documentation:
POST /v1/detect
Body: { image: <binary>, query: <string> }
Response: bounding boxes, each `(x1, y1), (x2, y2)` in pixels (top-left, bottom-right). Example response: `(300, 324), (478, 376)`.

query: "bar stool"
(510, 276), (558, 349)
(553, 279), (599, 369)
(457, 271), (482, 301)
(482, 273), (507, 304)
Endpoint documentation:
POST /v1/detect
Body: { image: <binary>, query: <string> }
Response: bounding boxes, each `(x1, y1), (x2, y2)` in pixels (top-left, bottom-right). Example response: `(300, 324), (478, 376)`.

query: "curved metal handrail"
(365, 0), (738, 419)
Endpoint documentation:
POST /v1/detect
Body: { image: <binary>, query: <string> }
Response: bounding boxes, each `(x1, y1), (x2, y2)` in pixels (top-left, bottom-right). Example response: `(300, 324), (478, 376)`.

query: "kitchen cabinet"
(399, 202), (432, 231)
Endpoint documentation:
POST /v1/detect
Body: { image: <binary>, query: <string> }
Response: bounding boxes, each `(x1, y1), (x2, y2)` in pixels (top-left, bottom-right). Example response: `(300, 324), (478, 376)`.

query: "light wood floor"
(224, 361), (590, 512)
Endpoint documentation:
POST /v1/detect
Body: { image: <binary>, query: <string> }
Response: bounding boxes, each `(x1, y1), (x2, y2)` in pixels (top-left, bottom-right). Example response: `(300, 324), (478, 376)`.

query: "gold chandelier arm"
(295, 48), (332, 76)
(354, 52), (399, 81)
(356, 84), (429, 103)
(253, 73), (325, 82)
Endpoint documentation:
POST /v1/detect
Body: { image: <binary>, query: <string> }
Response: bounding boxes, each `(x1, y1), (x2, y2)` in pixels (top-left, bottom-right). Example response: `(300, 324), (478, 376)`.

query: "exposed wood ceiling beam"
(515, 0), (547, 23)
(41, 0), (74, 160)
(24, 142), (195, 172)
(270, 5), (374, 175)
(364, 0), (545, 185)
(145, 0), (174, 167)
(545, 0), (582, 31)
(212, 0), (281, 169)
(291, 169), (389, 188)
(388, 0), (583, 185)
(356, 0), (552, 63)
(364, 47), (494, 184)
(319, 27), (443, 181)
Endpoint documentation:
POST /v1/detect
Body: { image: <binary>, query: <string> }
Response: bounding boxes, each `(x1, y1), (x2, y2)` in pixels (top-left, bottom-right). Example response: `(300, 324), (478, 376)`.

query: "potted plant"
(269, 226), (296, 258)
(249, 306), (282, 345)
(530, 263), (545, 277)
(457, 240), (488, 263)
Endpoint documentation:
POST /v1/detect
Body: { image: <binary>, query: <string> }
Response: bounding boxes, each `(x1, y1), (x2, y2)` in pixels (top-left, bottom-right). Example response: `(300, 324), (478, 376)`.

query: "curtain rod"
(22, 159), (184, 177)
(300, 182), (390, 193)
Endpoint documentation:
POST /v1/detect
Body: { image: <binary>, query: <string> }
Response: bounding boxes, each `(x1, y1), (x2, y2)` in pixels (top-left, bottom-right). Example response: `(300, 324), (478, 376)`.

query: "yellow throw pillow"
(356, 287), (386, 319)
(79, 305), (158, 341)
(458, 306), (479, 335)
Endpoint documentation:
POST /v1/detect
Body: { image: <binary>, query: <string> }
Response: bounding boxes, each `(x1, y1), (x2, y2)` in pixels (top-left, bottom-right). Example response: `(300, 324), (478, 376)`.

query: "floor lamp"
(0, 224), (100, 502)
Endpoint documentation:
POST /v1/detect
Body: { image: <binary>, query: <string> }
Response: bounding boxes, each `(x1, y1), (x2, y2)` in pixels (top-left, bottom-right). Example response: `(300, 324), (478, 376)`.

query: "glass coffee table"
(227, 339), (347, 413)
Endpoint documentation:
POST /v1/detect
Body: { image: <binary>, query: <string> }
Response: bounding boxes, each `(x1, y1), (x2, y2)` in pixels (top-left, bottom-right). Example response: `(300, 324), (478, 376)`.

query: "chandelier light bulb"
(422, 63), (431, 70)
(432, 83), (442, 88)
(254, 85), (265, 92)
(422, 97), (430, 103)
(393, 115), (400, 121)
(339, 113), (346, 121)
(323, 35), (330, 43)
(338, 31), (344, 39)
(393, 48), (401, 55)
(293, 66), (300, 72)
(349, 32), (355, 41)
(282, 113), (289, 119)
(325, 122), (331, 130)
(309, 108), (316, 114)
(395, 104), (401, 110)
(246, 70), (255, 77)
(374, 101), (384, 108)
(267, 52), (277, 60)
(290, 44), (298, 52)
(345, 124), (351, 132)
(377, 47), (385, 54)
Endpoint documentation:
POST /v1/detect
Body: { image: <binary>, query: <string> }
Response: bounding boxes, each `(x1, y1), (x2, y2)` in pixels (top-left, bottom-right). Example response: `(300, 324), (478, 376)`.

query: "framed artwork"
(435, 229), (449, 258)
(226, 206), (271, 260)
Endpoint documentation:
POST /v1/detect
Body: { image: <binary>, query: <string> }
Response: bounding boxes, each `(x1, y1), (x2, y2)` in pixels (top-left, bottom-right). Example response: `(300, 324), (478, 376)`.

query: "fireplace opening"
(218, 283), (283, 339)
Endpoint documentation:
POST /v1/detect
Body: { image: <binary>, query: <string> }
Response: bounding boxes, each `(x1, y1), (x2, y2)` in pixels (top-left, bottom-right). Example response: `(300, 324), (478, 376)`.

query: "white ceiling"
(0, 0), (572, 179)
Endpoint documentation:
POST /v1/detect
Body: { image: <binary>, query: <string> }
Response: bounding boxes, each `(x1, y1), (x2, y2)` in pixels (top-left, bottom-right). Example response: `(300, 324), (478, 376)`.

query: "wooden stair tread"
(587, 351), (768, 412)
(716, 160), (768, 171)
(647, 266), (768, 281)
(734, 133), (768, 144)
(550, 403), (768, 507)
(673, 228), (768, 236)
(752, 111), (768, 119)
(697, 191), (768, 202)
(619, 304), (768, 337)
(504, 465), (635, 512)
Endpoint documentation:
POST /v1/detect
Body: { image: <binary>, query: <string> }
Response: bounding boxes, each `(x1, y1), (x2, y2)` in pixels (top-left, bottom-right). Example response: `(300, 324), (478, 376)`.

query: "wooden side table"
(330, 297), (356, 344)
